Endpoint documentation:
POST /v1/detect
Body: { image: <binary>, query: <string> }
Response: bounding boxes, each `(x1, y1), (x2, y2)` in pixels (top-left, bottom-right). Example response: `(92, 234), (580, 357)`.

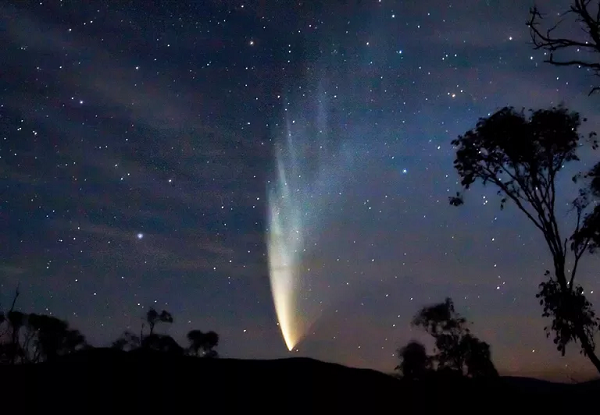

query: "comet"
(266, 114), (312, 351)
(266, 82), (356, 351)
(266, 157), (302, 350)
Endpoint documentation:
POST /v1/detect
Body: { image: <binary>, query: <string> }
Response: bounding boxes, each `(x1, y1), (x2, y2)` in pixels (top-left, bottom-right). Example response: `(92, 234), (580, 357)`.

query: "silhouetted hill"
(0, 348), (598, 413)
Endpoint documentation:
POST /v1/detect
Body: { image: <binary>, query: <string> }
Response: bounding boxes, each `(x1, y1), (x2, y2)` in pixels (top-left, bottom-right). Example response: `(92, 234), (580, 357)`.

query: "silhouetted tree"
(1, 313), (87, 363)
(409, 298), (498, 378)
(0, 286), (21, 364)
(396, 340), (430, 380)
(203, 331), (219, 358)
(528, 8), (600, 365)
(187, 330), (203, 356)
(27, 314), (87, 362)
(141, 333), (184, 355)
(7, 311), (26, 364)
(111, 309), (220, 358)
(528, 0), (600, 95)
(572, 163), (600, 252)
(112, 308), (174, 351)
(187, 329), (219, 358)
(108, 307), (222, 359)
(145, 308), (173, 336)
(460, 334), (499, 378)
(112, 330), (141, 351)
(450, 106), (600, 373)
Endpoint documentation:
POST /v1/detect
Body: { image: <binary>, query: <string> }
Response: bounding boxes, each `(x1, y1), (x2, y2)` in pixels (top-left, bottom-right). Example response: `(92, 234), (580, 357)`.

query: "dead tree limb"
(528, 0), (600, 95)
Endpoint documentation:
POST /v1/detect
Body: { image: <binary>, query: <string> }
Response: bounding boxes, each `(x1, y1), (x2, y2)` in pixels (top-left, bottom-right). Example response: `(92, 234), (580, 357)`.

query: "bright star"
(137, 233), (144, 239)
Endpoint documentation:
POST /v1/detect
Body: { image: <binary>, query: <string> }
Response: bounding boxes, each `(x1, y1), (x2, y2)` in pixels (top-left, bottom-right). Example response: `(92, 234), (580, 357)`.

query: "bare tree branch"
(528, 0), (600, 94)
(8, 283), (20, 314)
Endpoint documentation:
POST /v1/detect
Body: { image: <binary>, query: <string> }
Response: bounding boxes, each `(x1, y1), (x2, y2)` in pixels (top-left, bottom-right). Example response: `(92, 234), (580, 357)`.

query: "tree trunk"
(577, 327), (600, 374)
(553, 262), (600, 373)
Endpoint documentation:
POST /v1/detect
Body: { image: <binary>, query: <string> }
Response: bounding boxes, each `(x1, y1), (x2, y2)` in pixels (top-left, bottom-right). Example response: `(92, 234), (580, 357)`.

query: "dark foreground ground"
(1, 348), (598, 413)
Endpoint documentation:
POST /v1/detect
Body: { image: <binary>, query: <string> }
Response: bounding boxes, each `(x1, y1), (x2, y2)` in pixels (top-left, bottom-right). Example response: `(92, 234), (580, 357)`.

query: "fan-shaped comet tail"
(267, 147), (303, 351)
(266, 89), (355, 351)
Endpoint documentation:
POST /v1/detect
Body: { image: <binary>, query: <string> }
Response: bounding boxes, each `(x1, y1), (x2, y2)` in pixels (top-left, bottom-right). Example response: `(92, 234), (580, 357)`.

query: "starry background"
(2, 0), (600, 381)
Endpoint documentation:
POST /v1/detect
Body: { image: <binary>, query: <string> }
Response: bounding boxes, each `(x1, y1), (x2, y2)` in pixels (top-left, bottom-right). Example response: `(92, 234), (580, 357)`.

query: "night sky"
(3, 0), (600, 381)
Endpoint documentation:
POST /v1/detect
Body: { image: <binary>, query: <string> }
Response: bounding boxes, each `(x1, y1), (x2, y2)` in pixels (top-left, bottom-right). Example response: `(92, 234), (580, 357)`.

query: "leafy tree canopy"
(397, 298), (498, 380)
(450, 105), (600, 372)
